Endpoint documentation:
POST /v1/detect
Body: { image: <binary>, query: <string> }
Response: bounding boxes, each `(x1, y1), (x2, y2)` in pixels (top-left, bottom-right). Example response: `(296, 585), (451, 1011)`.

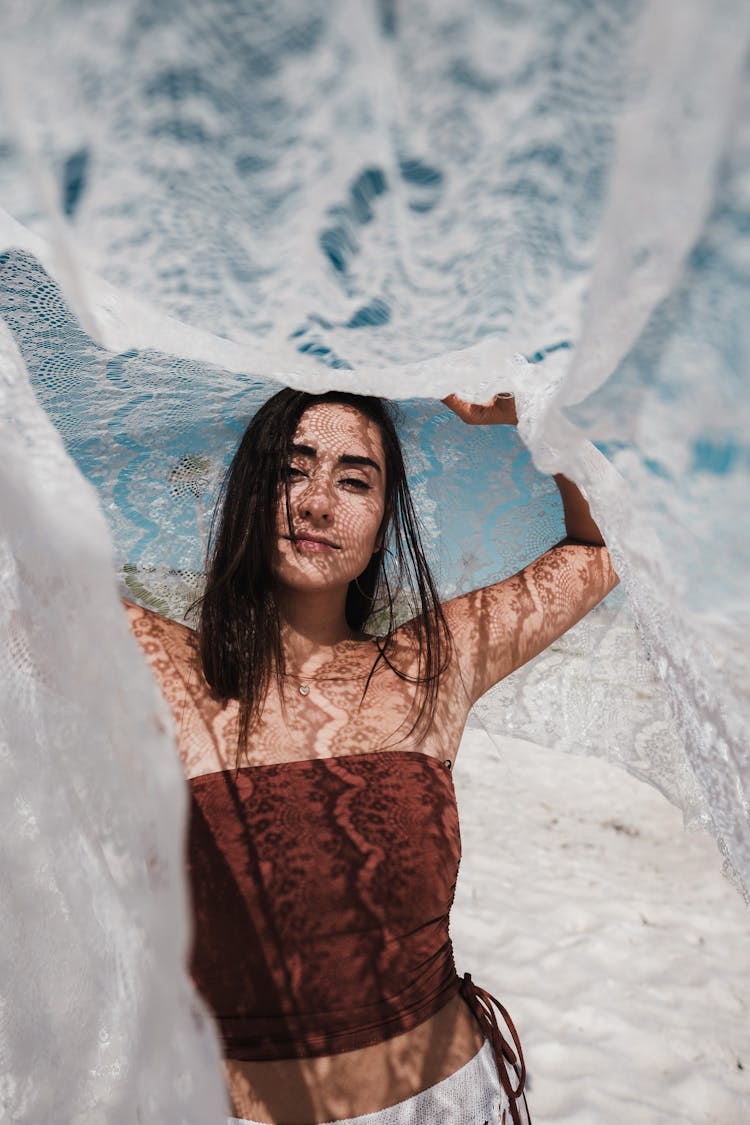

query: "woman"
(125, 387), (617, 1125)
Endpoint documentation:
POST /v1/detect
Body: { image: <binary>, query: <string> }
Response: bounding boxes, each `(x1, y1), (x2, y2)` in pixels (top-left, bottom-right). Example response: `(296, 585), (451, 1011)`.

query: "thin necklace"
(281, 666), (378, 696)
(281, 639), (383, 696)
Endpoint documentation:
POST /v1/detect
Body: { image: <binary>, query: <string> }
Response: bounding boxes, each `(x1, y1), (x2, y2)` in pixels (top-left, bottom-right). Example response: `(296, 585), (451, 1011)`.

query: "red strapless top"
(187, 750), (461, 1059)
(186, 749), (529, 1121)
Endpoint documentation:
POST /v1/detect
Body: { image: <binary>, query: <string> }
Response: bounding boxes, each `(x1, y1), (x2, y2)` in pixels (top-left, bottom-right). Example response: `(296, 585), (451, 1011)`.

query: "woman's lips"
(285, 535), (340, 552)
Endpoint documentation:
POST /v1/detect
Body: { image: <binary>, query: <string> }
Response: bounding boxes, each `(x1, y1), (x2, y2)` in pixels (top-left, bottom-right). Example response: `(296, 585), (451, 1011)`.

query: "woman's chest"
(175, 657), (470, 780)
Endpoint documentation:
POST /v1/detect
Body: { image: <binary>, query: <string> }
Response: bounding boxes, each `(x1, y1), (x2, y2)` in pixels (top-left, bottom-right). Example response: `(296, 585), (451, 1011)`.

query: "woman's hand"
(441, 392), (518, 426)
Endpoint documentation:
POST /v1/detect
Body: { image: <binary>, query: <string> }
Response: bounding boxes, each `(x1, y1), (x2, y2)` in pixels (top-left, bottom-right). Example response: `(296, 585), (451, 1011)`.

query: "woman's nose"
(297, 478), (332, 520)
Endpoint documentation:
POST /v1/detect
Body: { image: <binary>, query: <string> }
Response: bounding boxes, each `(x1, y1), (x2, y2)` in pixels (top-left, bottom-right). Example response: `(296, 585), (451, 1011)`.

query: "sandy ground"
(450, 727), (750, 1125)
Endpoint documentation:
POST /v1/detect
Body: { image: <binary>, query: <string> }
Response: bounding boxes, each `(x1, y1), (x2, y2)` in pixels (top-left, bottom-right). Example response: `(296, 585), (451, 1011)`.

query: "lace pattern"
(0, 2), (748, 1121)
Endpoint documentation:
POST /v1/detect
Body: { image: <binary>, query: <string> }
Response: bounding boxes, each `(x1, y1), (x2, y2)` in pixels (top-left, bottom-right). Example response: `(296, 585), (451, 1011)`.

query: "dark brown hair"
(195, 388), (450, 767)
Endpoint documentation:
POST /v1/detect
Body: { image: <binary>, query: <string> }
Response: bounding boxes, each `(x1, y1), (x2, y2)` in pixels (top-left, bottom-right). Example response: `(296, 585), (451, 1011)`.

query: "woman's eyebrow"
(289, 443), (382, 473)
(339, 454), (382, 473)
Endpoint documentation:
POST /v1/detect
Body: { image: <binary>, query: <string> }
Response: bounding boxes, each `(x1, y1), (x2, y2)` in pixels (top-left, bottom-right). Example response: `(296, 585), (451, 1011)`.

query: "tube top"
(186, 748), (529, 1121)
(187, 750), (462, 1060)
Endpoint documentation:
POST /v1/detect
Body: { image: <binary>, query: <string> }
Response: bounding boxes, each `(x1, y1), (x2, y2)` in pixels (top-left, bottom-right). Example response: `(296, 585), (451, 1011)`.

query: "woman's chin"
(274, 565), (355, 598)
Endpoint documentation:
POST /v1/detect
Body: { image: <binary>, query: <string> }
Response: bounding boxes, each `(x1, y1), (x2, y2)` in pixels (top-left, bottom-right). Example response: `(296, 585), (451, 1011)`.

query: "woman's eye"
(341, 477), (371, 491)
(285, 465), (306, 480)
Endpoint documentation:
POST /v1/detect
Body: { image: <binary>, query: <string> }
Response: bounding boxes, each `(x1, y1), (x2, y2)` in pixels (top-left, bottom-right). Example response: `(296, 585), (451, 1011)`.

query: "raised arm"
(440, 394), (619, 705)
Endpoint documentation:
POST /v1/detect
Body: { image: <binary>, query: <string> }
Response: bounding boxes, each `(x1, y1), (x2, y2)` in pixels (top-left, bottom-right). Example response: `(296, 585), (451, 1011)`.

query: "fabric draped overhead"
(0, 1), (748, 1120)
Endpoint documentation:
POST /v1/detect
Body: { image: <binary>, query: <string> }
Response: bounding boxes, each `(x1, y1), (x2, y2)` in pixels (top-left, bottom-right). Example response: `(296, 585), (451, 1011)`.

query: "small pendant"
(299, 683), (310, 697)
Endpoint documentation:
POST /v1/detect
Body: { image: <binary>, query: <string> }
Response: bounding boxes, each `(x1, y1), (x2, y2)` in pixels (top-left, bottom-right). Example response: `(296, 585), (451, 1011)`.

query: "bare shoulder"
(383, 608), (471, 701)
(122, 598), (200, 708)
(123, 598), (195, 655)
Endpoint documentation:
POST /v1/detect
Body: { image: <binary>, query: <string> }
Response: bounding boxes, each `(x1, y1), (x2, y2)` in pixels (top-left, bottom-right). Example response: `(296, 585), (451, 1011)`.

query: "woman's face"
(273, 403), (387, 596)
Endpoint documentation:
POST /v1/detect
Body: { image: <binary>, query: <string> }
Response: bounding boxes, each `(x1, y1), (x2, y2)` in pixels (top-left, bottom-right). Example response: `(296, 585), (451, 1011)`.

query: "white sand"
(450, 728), (750, 1125)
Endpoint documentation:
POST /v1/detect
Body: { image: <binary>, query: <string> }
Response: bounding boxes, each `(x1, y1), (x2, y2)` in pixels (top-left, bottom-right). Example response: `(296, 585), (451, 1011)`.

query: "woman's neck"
(278, 589), (356, 667)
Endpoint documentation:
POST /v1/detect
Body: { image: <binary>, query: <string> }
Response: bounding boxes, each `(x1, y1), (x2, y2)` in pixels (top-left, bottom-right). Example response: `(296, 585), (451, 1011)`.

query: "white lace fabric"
(0, 1), (748, 1121)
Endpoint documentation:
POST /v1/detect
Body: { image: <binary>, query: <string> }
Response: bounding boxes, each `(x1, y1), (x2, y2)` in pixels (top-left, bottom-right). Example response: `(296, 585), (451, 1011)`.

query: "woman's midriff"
(223, 991), (485, 1124)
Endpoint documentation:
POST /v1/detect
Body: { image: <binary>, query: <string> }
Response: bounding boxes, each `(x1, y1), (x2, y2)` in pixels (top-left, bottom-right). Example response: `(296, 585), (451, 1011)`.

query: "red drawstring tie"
(460, 972), (531, 1125)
